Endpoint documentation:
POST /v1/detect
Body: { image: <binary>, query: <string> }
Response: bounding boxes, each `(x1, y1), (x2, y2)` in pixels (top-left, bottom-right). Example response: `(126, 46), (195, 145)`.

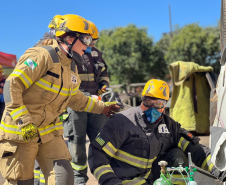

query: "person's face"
(71, 38), (87, 56)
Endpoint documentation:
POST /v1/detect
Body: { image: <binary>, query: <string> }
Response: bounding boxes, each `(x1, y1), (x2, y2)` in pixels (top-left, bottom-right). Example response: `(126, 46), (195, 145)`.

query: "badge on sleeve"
(91, 51), (98, 57)
(158, 124), (170, 133)
(96, 136), (105, 146)
(71, 74), (77, 84)
(24, 58), (37, 70)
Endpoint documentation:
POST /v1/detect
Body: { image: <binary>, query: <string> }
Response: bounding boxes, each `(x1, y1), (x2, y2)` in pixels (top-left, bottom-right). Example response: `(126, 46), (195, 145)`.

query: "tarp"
(0, 51), (17, 68)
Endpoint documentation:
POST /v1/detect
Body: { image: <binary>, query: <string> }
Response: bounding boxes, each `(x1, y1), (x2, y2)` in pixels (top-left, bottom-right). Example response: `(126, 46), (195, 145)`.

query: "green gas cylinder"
(153, 173), (172, 185)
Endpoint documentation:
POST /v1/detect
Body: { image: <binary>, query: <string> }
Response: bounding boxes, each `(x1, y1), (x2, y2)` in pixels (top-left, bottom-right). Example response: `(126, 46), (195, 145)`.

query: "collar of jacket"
(136, 106), (163, 131)
(52, 39), (73, 66)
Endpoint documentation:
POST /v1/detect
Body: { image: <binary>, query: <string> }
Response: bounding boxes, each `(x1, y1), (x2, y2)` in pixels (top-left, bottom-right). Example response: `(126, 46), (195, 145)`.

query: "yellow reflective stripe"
(201, 154), (213, 172)
(178, 137), (190, 151)
(208, 163), (214, 172)
(99, 77), (110, 83)
(101, 67), (106, 72)
(0, 121), (21, 135)
(122, 177), (146, 185)
(59, 87), (70, 96)
(79, 74), (94, 81)
(72, 85), (79, 95)
(10, 105), (28, 120)
(35, 78), (60, 93)
(71, 162), (87, 171)
(84, 97), (96, 112)
(34, 176), (40, 179)
(94, 165), (113, 181)
(38, 122), (63, 136)
(102, 142), (156, 169)
(10, 69), (33, 88)
(40, 174), (44, 177)
(34, 170), (40, 174)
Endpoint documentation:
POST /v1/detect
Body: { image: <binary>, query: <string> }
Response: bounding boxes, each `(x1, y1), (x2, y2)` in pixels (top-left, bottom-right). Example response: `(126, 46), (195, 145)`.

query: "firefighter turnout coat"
(89, 106), (220, 185)
(79, 47), (109, 95)
(0, 39), (105, 143)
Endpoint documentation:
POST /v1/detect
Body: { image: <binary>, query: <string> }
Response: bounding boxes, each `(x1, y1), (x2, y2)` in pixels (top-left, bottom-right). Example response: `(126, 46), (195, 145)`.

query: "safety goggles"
(78, 34), (92, 46)
(90, 38), (99, 46)
(142, 96), (167, 109)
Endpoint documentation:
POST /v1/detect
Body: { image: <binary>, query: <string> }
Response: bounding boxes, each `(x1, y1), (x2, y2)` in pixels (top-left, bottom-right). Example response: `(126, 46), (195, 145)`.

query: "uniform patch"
(96, 136), (105, 146)
(24, 58), (37, 70)
(187, 132), (193, 138)
(71, 74), (77, 84)
(91, 51), (98, 57)
(158, 124), (170, 133)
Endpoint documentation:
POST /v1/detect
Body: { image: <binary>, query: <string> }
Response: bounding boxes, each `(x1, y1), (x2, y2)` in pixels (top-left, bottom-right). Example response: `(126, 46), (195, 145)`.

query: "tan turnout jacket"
(0, 40), (105, 143)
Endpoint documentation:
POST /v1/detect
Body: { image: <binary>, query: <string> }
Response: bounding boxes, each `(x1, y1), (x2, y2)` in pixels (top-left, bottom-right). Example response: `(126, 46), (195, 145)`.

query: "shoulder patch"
(71, 74), (77, 84)
(91, 51), (98, 57)
(95, 135), (105, 146)
(24, 58), (37, 70)
(158, 124), (170, 133)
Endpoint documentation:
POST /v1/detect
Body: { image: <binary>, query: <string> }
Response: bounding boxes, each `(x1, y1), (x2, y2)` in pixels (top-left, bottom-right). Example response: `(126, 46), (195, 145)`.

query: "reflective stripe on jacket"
(0, 40), (105, 143)
(78, 47), (109, 95)
(89, 107), (219, 185)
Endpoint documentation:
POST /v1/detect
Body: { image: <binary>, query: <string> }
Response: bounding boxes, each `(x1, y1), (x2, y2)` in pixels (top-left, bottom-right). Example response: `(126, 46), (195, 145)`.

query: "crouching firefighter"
(0, 14), (119, 185)
(88, 79), (226, 185)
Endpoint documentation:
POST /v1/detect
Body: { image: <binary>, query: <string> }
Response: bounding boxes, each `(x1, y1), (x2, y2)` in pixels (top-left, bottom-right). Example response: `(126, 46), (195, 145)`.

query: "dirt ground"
(0, 136), (221, 185)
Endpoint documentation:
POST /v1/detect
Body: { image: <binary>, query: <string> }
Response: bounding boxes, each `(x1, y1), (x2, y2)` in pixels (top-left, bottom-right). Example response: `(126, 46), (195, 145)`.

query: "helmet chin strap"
(59, 38), (84, 65)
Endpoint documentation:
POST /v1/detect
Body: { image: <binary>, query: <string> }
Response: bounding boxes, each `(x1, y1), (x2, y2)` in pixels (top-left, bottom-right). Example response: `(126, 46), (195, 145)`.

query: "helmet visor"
(142, 96), (167, 109)
(79, 34), (92, 46)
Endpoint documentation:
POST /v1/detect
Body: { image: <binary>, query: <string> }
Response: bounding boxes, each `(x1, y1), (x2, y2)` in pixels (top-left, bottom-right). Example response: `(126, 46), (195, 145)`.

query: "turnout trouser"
(0, 136), (74, 185)
(64, 108), (108, 185)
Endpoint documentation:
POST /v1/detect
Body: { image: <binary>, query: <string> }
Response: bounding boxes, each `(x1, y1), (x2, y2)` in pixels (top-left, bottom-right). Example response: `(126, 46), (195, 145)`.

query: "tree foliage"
(96, 24), (167, 85)
(163, 23), (220, 72)
(96, 23), (221, 85)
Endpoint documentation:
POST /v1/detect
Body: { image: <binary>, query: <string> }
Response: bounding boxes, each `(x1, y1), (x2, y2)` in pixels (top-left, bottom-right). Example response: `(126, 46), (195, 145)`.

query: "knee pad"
(53, 159), (74, 185)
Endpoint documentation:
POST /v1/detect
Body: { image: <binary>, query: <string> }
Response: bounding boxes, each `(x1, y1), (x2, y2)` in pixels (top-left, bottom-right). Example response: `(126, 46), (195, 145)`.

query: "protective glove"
(101, 101), (120, 117)
(21, 123), (38, 142)
(98, 85), (107, 96)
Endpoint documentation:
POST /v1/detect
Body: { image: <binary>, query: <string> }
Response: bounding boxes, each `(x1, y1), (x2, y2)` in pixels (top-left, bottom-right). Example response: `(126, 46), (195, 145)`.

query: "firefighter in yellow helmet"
(0, 14), (119, 185)
(89, 79), (226, 185)
(63, 20), (109, 185)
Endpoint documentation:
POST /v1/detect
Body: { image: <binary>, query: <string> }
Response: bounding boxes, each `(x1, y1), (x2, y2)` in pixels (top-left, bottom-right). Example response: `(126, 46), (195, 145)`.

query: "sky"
(0, 0), (221, 59)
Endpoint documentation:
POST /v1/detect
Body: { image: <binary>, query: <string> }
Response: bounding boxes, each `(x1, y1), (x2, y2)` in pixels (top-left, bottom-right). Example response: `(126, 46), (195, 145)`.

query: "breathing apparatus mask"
(142, 96), (167, 124)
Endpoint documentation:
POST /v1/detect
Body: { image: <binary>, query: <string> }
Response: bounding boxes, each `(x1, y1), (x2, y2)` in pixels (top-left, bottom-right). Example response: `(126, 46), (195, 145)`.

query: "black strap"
(71, 60), (76, 73)
(193, 74), (198, 114)
(40, 46), (59, 63)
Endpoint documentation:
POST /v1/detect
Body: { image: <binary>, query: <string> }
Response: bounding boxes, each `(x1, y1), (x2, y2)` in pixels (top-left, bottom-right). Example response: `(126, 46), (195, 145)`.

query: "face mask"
(144, 108), (162, 124)
(84, 47), (92, 53)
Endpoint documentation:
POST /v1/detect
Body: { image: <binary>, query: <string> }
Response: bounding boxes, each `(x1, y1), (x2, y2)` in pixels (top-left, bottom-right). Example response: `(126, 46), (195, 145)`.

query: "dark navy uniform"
(89, 106), (222, 185)
(63, 47), (109, 185)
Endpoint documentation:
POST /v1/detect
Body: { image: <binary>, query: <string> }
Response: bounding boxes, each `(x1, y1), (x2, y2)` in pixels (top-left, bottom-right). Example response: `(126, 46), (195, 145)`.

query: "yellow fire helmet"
(55, 14), (93, 37)
(88, 21), (99, 39)
(48, 15), (63, 29)
(142, 79), (170, 101)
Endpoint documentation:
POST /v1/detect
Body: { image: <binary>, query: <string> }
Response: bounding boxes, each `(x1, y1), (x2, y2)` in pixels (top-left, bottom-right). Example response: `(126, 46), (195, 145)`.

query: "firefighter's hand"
(20, 123), (38, 142)
(101, 101), (120, 117)
(98, 85), (107, 95)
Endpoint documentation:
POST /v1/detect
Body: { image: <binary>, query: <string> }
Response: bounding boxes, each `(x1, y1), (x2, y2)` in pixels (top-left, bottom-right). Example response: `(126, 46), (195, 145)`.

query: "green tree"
(165, 23), (220, 72)
(96, 24), (167, 85)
